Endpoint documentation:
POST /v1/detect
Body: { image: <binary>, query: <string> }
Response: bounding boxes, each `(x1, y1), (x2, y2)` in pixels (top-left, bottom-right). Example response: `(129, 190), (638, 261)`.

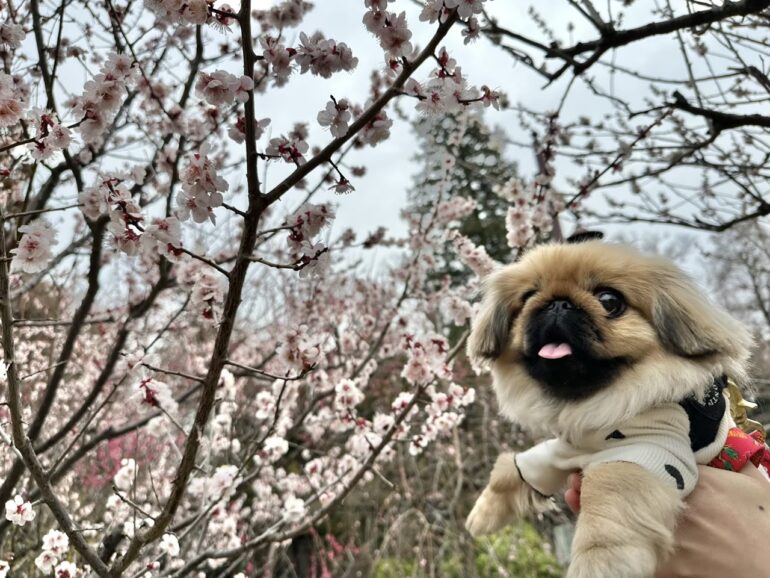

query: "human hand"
(564, 464), (770, 578)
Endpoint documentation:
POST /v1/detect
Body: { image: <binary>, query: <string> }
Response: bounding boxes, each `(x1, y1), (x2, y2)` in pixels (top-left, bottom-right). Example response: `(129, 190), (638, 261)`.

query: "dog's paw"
(567, 543), (657, 578)
(464, 487), (514, 537)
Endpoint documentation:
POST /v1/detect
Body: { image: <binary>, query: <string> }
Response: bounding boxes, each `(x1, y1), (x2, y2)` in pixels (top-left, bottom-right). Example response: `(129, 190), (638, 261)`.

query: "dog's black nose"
(545, 299), (575, 312)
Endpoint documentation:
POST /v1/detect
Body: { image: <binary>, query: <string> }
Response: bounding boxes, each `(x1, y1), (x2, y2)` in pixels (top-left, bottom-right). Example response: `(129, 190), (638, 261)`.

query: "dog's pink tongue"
(538, 343), (573, 359)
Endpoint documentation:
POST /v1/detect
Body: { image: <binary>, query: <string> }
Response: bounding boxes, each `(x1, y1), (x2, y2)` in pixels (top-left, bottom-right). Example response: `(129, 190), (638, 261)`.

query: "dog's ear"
(467, 285), (515, 362)
(651, 270), (751, 358)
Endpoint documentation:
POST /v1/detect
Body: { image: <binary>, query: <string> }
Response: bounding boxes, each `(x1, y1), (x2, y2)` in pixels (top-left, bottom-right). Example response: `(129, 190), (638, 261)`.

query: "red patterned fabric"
(708, 427), (770, 473)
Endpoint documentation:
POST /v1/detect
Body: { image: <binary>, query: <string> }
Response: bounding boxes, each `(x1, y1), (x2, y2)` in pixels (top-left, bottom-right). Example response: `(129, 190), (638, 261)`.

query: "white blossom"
(4, 495), (35, 526)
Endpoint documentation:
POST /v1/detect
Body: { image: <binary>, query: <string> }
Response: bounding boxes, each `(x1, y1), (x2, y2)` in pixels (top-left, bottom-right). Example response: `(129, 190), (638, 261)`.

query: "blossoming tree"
(5, 0), (770, 575)
(0, 0), (517, 576)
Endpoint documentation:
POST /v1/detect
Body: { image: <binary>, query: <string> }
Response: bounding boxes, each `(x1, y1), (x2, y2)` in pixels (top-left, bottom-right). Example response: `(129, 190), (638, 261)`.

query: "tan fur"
(465, 452), (551, 536)
(468, 241), (752, 438)
(465, 241), (753, 576)
(568, 462), (682, 578)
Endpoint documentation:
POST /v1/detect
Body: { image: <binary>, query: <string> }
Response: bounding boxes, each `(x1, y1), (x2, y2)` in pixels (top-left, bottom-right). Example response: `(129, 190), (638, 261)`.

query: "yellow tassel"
(727, 378), (766, 444)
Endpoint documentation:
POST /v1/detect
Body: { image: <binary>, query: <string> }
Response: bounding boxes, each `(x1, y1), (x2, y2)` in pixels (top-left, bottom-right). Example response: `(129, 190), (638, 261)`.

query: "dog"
(464, 239), (752, 578)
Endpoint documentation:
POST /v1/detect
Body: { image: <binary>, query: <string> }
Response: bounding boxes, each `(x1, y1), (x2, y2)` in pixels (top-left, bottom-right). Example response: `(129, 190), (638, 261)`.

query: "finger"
(565, 487), (581, 513)
(567, 471), (583, 493)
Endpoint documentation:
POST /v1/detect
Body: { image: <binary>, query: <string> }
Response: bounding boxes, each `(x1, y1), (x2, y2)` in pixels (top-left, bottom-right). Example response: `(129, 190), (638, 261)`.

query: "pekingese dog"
(464, 239), (752, 578)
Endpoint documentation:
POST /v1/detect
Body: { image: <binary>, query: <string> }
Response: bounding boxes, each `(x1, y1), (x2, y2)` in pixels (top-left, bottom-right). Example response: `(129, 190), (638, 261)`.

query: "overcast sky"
(236, 1), (715, 275)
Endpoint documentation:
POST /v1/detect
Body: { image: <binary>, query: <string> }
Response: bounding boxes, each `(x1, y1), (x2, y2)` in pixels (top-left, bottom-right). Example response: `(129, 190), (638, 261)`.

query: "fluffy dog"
(464, 240), (752, 578)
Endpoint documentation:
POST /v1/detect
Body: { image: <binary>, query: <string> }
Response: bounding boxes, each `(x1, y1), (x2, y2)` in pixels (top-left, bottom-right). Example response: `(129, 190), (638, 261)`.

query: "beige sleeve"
(514, 438), (577, 496)
(655, 464), (770, 578)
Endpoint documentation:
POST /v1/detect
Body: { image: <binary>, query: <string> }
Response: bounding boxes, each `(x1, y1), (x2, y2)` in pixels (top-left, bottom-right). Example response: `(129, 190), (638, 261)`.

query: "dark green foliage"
(410, 110), (520, 283)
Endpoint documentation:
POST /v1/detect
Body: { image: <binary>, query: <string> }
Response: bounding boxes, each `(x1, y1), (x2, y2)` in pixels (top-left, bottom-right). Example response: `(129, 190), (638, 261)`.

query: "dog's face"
(468, 241), (751, 426)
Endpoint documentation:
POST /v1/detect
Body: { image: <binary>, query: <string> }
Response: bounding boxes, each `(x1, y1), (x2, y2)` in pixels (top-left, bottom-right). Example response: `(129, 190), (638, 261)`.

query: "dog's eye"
(521, 289), (537, 304)
(596, 289), (626, 318)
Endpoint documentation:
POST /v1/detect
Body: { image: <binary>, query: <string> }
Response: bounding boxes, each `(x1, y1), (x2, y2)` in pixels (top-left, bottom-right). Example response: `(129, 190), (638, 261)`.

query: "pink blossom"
(375, 11), (413, 57)
(266, 134), (309, 165)
(177, 146), (228, 224)
(441, 295), (473, 325)
(277, 325), (321, 372)
(358, 108), (392, 147)
(27, 110), (71, 160)
(296, 32), (358, 78)
(142, 217), (183, 260)
(480, 85), (501, 109)
(260, 36), (295, 85)
(451, 233), (498, 277)
(191, 270), (226, 323)
(0, 72), (26, 128)
(229, 116), (271, 143)
(334, 379), (365, 410)
(11, 218), (57, 274)
(0, 23), (24, 49)
(146, 0), (210, 25)
(262, 0), (308, 29)
(419, 0), (446, 23)
(285, 202), (336, 252)
(195, 70), (253, 106)
(444, 0), (486, 20)
(70, 53), (134, 144)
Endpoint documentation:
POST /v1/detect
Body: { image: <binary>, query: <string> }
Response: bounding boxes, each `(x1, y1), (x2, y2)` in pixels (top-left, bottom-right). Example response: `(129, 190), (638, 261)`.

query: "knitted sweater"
(515, 383), (733, 498)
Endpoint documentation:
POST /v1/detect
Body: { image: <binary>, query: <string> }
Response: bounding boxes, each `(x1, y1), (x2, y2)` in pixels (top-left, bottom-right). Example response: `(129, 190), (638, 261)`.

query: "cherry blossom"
(191, 270), (226, 323)
(462, 16), (481, 43)
(260, 36), (295, 85)
(266, 134), (310, 165)
(42, 530), (69, 556)
(260, 0), (309, 29)
(11, 219), (58, 274)
(296, 32), (358, 78)
(195, 70), (254, 106)
(0, 1), (508, 574)
(277, 325), (322, 372)
(159, 534), (180, 557)
(317, 97), (351, 138)
(358, 108), (393, 146)
(70, 52), (136, 145)
(27, 110), (72, 161)
(297, 241), (331, 278)
(0, 23), (24, 49)
(450, 232), (498, 277)
(229, 116), (270, 143)
(445, 0), (486, 20)
(145, 0), (209, 25)
(4, 495), (35, 526)
(177, 146), (229, 224)
(54, 560), (78, 578)
(283, 495), (307, 522)
(0, 72), (26, 128)
(35, 551), (58, 574)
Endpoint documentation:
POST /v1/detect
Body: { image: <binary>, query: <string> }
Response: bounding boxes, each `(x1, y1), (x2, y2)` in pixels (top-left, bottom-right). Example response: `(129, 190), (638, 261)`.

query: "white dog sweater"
(515, 394), (733, 497)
